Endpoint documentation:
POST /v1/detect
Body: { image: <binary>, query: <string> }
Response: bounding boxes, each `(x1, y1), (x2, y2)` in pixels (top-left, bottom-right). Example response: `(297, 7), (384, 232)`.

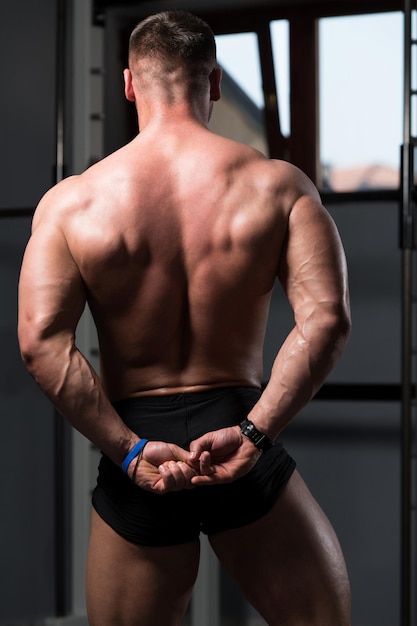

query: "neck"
(125, 63), (220, 132)
(136, 97), (212, 132)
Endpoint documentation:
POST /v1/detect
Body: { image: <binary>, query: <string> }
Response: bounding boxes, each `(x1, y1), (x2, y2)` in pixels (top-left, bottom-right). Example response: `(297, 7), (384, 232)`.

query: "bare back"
(63, 123), (297, 400)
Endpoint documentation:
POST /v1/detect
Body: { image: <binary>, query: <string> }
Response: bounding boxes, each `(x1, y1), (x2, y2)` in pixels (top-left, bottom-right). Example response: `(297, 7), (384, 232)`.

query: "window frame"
(196, 0), (402, 193)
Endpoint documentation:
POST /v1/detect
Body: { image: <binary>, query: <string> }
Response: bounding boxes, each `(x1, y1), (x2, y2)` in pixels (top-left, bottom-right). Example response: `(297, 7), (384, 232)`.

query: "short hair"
(128, 10), (216, 74)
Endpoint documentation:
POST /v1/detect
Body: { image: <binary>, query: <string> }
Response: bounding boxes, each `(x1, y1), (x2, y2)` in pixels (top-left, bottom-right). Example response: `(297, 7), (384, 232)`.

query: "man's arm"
(190, 185), (351, 485)
(18, 187), (194, 492)
(247, 192), (351, 440)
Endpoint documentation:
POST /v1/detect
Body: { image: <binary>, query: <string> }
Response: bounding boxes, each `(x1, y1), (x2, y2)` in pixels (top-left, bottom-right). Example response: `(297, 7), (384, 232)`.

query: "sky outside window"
(214, 14), (403, 191)
(319, 12), (403, 190)
(215, 23), (290, 137)
(215, 32), (263, 108)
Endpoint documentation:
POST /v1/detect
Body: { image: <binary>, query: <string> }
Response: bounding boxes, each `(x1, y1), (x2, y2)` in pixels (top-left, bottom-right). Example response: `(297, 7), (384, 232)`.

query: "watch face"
(240, 419), (272, 453)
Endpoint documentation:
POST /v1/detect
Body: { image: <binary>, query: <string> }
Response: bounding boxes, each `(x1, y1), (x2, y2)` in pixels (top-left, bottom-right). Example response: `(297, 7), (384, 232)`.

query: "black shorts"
(92, 386), (296, 546)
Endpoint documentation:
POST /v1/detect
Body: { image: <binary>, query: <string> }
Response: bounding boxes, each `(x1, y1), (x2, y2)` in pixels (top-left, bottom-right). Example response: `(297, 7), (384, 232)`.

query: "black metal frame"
(54, 0), (73, 617)
(400, 3), (416, 624)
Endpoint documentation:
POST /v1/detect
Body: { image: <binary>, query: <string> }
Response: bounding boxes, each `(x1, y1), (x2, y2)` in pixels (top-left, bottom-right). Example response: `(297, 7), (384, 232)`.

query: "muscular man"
(18, 10), (352, 626)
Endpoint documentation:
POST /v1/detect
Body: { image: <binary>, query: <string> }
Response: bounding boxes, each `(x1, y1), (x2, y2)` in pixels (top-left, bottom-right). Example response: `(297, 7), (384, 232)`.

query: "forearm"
(21, 337), (137, 466)
(248, 308), (350, 441)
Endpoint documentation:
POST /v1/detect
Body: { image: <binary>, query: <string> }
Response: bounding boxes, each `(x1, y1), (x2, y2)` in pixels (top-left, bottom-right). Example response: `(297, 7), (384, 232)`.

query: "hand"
(128, 441), (198, 494)
(189, 426), (261, 486)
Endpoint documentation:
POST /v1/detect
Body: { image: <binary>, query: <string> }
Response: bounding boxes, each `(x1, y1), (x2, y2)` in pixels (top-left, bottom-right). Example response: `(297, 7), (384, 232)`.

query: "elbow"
(20, 345), (38, 374)
(338, 296), (352, 339)
(323, 301), (351, 355)
(18, 318), (75, 404)
(302, 299), (351, 358)
(18, 318), (56, 377)
(18, 325), (42, 374)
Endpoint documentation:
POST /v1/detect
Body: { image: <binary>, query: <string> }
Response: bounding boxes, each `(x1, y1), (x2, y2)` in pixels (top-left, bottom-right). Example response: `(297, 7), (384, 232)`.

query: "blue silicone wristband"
(122, 439), (148, 474)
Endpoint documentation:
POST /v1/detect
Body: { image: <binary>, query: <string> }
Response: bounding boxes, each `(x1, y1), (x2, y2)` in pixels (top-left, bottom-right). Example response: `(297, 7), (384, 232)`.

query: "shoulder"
(225, 147), (319, 197)
(32, 174), (88, 233)
(264, 159), (321, 203)
(267, 164), (340, 255)
(235, 156), (322, 220)
(31, 153), (124, 231)
(32, 142), (130, 227)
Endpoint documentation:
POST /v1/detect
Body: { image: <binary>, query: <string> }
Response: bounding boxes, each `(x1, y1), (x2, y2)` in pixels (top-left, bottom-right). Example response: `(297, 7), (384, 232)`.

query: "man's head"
(129, 11), (216, 71)
(125, 11), (220, 108)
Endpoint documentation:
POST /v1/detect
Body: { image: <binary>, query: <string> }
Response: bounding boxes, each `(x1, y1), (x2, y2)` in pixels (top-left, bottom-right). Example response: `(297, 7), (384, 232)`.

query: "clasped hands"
(127, 425), (261, 494)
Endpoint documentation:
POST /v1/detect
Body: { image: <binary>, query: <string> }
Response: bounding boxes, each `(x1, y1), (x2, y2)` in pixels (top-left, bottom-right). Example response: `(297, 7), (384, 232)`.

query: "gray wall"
(0, 1), (57, 210)
(0, 0), (58, 621)
(0, 219), (57, 622)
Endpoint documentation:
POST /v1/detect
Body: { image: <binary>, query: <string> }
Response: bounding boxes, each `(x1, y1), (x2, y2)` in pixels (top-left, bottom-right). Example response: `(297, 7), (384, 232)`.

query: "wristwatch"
(239, 418), (273, 453)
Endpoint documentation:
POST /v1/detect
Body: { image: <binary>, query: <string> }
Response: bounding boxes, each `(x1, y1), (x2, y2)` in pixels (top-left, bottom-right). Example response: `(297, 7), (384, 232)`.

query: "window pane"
(270, 20), (290, 137)
(319, 12), (403, 191)
(209, 33), (267, 155)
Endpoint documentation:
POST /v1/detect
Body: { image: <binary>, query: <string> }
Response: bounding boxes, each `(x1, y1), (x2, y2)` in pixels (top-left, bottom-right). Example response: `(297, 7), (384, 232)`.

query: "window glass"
(319, 12), (403, 191)
(209, 33), (267, 155)
(215, 32), (264, 107)
(270, 20), (290, 137)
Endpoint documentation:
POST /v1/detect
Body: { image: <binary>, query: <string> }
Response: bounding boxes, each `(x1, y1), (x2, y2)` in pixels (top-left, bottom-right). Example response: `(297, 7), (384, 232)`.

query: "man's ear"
(123, 69), (136, 102)
(209, 66), (222, 102)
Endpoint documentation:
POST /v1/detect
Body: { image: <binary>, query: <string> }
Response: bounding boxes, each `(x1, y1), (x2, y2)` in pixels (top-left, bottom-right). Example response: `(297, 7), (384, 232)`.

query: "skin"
(18, 41), (352, 626)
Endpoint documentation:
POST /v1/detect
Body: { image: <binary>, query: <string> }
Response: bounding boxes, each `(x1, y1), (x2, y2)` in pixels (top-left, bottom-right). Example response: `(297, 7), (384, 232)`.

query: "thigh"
(86, 509), (200, 626)
(209, 470), (351, 626)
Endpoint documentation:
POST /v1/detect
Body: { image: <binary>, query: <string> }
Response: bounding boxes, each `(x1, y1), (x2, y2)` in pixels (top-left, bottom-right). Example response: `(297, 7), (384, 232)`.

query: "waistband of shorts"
(112, 385), (261, 411)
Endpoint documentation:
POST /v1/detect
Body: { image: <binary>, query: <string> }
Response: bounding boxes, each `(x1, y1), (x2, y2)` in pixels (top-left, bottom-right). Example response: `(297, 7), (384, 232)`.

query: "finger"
(176, 461), (198, 489)
(189, 433), (214, 457)
(157, 462), (177, 492)
(189, 444), (204, 461)
(190, 472), (229, 487)
(199, 451), (214, 475)
(159, 461), (195, 492)
(169, 461), (199, 490)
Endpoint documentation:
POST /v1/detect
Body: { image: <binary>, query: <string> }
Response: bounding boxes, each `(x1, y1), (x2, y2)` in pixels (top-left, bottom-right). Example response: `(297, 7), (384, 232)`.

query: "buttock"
(92, 387), (296, 546)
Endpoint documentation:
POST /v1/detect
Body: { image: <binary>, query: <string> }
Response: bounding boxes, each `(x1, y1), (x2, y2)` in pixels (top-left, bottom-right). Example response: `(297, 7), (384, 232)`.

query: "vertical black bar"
(56, 0), (66, 185)
(54, 412), (72, 616)
(289, 16), (318, 183)
(55, 0), (70, 617)
(256, 23), (287, 160)
(401, 144), (415, 251)
(401, 248), (412, 626)
(401, 2), (413, 623)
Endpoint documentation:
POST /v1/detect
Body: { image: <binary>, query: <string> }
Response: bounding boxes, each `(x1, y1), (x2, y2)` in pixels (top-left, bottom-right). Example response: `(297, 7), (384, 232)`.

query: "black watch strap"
(239, 418), (273, 453)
